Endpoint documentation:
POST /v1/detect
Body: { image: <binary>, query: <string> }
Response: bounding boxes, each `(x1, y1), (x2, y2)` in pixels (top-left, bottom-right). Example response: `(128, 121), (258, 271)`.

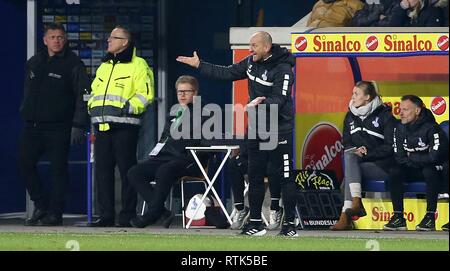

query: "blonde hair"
(355, 80), (380, 101)
(175, 75), (199, 93)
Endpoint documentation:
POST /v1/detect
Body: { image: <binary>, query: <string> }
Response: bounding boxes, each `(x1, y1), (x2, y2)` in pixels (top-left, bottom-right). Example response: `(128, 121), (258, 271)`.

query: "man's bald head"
(249, 31), (273, 62)
(252, 31), (272, 47)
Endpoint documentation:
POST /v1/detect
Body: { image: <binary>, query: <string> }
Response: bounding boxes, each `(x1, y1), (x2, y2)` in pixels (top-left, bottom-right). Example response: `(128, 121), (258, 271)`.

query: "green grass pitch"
(0, 232), (447, 251)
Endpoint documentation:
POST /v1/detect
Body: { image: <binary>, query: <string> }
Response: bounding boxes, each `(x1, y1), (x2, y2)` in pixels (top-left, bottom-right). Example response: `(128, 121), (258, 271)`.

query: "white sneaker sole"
(242, 229), (267, 236)
(383, 226), (407, 231)
(416, 227), (435, 231)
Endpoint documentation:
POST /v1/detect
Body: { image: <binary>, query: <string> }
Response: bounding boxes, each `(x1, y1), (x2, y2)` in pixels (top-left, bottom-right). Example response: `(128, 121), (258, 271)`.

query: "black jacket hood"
(265, 44), (295, 67)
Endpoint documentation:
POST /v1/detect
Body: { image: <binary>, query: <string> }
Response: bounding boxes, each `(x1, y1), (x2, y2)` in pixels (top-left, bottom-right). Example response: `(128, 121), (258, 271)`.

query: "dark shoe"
(116, 218), (133, 227)
(24, 208), (47, 226)
(240, 221), (267, 236)
(416, 213), (435, 231)
(88, 218), (115, 227)
(383, 213), (407, 231)
(39, 214), (63, 226)
(278, 222), (298, 237)
(130, 213), (159, 228)
(345, 197), (367, 218)
(442, 222), (449, 231)
(160, 209), (175, 229)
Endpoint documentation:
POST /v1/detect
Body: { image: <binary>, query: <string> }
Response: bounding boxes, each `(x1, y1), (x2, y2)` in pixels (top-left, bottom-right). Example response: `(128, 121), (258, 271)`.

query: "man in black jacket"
(384, 95), (449, 231)
(127, 75), (205, 228)
(177, 31), (298, 237)
(352, 0), (408, 26)
(19, 23), (90, 226)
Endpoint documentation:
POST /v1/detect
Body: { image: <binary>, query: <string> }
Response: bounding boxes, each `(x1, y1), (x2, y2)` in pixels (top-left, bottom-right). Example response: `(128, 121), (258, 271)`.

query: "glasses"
(176, 89), (195, 95)
(108, 36), (127, 40)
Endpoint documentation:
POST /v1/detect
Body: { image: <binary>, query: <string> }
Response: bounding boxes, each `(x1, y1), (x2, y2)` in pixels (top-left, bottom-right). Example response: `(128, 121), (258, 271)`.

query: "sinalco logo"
(430, 96), (447, 116)
(437, 35), (449, 51)
(301, 123), (344, 182)
(366, 36), (379, 51)
(295, 36), (308, 51)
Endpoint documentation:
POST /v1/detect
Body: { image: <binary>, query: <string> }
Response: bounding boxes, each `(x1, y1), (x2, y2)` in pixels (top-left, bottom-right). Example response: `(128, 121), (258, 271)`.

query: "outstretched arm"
(176, 51), (200, 68)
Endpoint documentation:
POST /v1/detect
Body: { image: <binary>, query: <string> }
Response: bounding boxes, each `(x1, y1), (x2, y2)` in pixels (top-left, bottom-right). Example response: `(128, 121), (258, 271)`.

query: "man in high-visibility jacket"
(88, 26), (154, 227)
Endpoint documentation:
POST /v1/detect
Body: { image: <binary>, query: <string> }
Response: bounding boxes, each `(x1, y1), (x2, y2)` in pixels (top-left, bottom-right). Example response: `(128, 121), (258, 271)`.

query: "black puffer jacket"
(393, 108), (449, 168)
(352, 0), (408, 26)
(343, 104), (397, 170)
(199, 44), (295, 135)
(20, 47), (90, 129)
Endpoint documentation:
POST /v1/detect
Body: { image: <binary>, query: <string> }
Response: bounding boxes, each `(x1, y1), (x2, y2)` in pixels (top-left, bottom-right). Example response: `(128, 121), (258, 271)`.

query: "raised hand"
(176, 51), (200, 68)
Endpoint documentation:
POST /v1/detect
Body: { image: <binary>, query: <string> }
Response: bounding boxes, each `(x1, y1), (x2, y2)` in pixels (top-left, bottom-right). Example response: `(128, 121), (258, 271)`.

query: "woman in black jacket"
(331, 81), (397, 230)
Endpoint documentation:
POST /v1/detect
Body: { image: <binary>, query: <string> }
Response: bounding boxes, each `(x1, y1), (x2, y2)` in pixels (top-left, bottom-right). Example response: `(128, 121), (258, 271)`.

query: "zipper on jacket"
(101, 62), (117, 124)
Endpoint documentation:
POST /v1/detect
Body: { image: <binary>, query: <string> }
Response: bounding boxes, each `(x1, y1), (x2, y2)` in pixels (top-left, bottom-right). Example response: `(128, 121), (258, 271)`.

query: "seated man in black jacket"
(384, 95), (449, 231)
(128, 75), (205, 228)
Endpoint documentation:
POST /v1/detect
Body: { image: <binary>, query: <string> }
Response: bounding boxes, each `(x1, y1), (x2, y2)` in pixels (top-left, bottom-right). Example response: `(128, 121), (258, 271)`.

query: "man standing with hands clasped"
(177, 31), (298, 237)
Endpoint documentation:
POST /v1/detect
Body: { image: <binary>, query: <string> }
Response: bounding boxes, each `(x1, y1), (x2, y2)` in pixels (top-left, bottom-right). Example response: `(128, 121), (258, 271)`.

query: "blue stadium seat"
(362, 179), (427, 194)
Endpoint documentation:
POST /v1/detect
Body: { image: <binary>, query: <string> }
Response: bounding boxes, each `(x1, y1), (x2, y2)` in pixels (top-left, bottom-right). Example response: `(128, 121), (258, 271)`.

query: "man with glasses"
(127, 75), (206, 228)
(19, 23), (91, 226)
(87, 26), (154, 227)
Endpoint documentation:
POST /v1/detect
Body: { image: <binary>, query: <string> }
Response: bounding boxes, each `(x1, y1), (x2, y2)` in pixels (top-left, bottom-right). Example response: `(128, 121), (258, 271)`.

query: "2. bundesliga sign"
(291, 33), (449, 56)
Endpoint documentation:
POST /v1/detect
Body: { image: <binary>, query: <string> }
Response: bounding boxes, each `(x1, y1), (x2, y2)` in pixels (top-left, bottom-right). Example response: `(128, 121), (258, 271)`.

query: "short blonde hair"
(175, 75), (199, 93)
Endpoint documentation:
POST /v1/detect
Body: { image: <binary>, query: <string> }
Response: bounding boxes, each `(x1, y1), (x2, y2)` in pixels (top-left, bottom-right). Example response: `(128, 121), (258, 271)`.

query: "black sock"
(234, 203), (244, 211)
(270, 199), (280, 211)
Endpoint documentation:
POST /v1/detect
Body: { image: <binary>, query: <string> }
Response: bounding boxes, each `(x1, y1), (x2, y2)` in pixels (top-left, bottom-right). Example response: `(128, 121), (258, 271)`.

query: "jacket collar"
(102, 42), (135, 64)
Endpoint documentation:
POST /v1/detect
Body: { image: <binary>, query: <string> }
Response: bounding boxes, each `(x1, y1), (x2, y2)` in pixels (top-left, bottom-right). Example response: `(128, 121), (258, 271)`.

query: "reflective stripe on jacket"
(88, 47), (154, 127)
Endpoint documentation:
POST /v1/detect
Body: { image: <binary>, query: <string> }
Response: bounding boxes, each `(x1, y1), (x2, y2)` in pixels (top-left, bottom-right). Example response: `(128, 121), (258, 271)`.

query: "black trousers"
(228, 152), (281, 209)
(247, 132), (297, 223)
(228, 155), (247, 206)
(127, 158), (199, 217)
(94, 126), (139, 222)
(388, 164), (444, 213)
(18, 126), (71, 215)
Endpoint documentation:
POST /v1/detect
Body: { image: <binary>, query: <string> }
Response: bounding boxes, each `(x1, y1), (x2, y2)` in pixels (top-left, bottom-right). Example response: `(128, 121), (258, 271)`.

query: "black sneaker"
(240, 221), (267, 236)
(160, 209), (175, 228)
(39, 214), (63, 226)
(278, 222), (298, 237)
(383, 213), (407, 231)
(416, 214), (435, 231)
(442, 222), (449, 231)
(130, 212), (159, 228)
(24, 208), (47, 226)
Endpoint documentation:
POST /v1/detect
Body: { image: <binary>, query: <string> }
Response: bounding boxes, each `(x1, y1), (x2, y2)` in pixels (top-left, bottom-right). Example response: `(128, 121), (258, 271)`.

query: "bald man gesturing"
(177, 32), (298, 237)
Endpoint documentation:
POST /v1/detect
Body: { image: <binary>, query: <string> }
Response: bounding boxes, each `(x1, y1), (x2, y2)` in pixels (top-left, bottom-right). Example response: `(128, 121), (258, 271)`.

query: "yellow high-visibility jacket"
(88, 46), (154, 130)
